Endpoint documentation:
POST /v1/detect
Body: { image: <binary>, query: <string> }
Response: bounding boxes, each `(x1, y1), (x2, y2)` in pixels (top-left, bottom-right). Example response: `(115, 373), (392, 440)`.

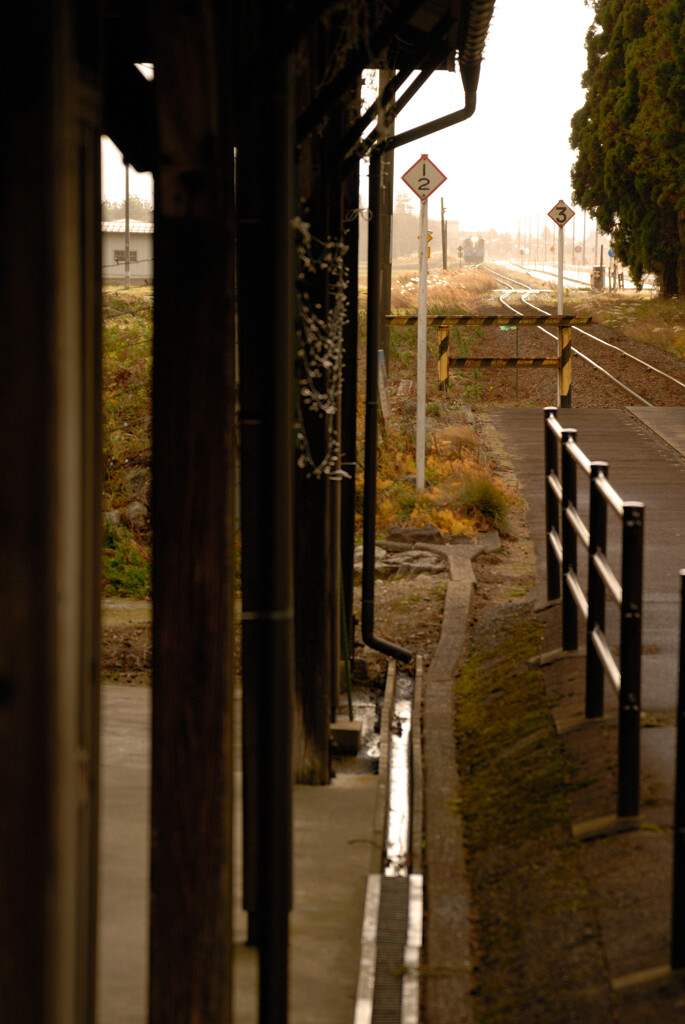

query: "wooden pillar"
(378, 68), (396, 368)
(292, 31), (348, 784)
(149, 4), (235, 1021)
(0, 5), (102, 1021)
(236, 2), (295, 1013)
(340, 82), (362, 679)
(558, 325), (572, 408)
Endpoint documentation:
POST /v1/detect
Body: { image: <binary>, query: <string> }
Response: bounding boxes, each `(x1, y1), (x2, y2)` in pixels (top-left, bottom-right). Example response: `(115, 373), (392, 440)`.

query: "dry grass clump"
(357, 264), (513, 541)
(390, 266), (493, 312)
(370, 430), (511, 538)
(565, 291), (685, 359)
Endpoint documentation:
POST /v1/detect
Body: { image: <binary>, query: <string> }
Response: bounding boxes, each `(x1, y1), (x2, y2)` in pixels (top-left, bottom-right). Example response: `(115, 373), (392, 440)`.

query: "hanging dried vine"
(293, 216), (350, 479)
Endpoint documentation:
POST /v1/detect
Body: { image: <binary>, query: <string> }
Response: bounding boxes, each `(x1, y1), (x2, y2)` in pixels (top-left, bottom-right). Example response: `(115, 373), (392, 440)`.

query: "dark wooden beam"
(0, 5), (103, 1020)
(149, 3), (235, 1021)
(236, 1), (296, 1014)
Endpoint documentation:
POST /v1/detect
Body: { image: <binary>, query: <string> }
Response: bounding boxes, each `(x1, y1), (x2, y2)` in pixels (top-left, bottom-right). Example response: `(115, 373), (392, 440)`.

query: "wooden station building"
(1, 1), (495, 1021)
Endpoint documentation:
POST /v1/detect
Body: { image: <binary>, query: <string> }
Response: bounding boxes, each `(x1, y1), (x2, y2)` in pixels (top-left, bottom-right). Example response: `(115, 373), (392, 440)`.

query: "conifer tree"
(570, 0), (685, 295)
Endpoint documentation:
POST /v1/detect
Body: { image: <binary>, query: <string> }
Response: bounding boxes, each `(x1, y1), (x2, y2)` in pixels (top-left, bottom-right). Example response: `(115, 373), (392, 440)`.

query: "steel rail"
(519, 289), (685, 393)
(495, 285), (654, 406)
(489, 263), (685, 401)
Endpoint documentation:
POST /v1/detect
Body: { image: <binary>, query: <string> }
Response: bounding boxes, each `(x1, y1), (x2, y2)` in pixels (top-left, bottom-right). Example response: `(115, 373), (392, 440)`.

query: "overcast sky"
(390, 0), (596, 236)
(102, 0), (596, 237)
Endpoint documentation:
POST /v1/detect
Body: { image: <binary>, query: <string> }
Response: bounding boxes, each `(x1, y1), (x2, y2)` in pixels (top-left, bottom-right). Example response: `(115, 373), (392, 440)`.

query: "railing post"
(617, 501), (644, 819)
(558, 325), (572, 408)
(544, 407), (560, 601)
(586, 461), (608, 719)
(671, 570), (685, 968)
(561, 427), (578, 650)
(437, 325), (450, 391)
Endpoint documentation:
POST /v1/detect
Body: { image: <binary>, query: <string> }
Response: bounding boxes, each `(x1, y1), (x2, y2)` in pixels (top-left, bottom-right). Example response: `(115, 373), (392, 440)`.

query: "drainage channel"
(384, 671), (413, 877)
(354, 659), (424, 1024)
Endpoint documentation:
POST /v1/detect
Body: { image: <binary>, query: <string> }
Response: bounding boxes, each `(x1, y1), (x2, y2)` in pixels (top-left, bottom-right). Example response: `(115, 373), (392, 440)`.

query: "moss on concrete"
(453, 604), (614, 1023)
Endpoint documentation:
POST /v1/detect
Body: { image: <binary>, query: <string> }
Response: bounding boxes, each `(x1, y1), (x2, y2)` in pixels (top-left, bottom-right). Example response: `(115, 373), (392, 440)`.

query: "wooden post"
(149, 7), (234, 1021)
(558, 325), (572, 408)
(437, 325), (450, 390)
(237, 18), (295, 1013)
(1, 10), (102, 1022)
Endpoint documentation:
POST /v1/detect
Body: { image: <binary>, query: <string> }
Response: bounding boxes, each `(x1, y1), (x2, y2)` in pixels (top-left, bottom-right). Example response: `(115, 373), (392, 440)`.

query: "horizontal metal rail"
(544, 407), (645, 819)
(589, 625), (622, 692)
(592, 550), (623, 607)
(565, 504), (589, 552)
(672, 571), (685, 968)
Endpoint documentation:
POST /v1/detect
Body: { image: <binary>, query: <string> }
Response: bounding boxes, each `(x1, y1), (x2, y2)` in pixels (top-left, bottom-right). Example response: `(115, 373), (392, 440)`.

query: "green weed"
(102, 289), (153, 596)
(102, 519), (151, 599)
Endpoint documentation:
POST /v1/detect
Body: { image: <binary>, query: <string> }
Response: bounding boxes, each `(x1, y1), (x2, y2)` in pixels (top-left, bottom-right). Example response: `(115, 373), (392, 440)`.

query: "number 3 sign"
(402, 154), (447, 202)
(548, 200), (575, 228)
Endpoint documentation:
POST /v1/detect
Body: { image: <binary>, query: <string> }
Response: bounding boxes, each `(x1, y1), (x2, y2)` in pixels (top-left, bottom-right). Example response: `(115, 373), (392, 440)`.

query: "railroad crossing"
(386, 313), (593, 406)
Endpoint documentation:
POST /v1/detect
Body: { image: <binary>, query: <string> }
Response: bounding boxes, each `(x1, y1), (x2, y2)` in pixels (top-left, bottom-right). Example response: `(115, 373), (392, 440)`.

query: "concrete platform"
(96, 406), (685, 1023)
(97, 685), (377, 1024)
(486, 405), (685, 822)
(487, 406), (685, 716)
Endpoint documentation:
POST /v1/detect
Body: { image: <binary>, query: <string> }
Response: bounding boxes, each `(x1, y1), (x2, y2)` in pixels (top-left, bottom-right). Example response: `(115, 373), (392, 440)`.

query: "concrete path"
(485, 407), (685, 993)
(97, 405), (685, 1022)
(97, 686), (377, 1024)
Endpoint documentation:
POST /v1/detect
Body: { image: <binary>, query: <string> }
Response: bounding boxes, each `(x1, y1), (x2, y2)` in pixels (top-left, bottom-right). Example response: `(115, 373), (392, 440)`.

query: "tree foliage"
(101, 196), (154, 222)
(570, 0), (685, 295)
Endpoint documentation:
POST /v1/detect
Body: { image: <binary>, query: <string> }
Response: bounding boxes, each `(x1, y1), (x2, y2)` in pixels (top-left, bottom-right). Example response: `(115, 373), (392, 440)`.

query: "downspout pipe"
(362, 71), (479, 662)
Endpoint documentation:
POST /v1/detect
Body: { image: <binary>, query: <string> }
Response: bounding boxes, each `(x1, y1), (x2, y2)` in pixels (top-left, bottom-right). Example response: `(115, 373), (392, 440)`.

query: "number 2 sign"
(401, 154), (447, 202)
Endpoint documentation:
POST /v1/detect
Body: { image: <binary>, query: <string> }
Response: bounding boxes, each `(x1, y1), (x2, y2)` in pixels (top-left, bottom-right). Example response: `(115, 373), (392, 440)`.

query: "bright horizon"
(102, 0), (597, 238)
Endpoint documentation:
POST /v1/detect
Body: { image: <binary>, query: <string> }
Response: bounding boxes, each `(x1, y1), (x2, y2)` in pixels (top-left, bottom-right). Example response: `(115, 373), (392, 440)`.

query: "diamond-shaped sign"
(402, 154), (447, 202)
(548, 200), (575, 228)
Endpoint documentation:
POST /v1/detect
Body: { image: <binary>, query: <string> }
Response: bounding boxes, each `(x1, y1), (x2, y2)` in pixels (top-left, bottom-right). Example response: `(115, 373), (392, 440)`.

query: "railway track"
(474, 264), (685, 407)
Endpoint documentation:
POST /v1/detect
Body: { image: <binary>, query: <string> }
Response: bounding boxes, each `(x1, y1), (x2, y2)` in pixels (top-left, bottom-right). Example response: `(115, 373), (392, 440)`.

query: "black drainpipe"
(362, 66), (480, 661)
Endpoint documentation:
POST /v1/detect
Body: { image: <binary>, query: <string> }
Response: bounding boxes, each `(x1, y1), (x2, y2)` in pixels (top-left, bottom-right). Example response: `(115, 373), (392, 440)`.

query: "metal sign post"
(548, 200), (576, 406)
(401, 155), (447, 492)
(417, 198), (428, 491)
(548, 199), (575, 314)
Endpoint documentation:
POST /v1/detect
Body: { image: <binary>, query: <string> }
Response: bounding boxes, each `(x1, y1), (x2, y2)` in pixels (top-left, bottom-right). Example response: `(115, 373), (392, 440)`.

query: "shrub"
(456, 474), (510, 533)
(102, 519), (151, 599)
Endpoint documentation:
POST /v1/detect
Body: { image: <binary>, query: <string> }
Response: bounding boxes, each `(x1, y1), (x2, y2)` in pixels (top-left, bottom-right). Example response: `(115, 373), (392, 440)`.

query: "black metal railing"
(544, 407), (645, 819)
(672, 572), (685, 968)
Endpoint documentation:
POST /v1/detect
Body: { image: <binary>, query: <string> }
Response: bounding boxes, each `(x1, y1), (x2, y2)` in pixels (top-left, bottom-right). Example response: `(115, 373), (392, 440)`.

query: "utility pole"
(125, 162), (131, 289)
(583, 210), (586, 266)
(377, 69), (395, 367)
(441, 196), (447, 270)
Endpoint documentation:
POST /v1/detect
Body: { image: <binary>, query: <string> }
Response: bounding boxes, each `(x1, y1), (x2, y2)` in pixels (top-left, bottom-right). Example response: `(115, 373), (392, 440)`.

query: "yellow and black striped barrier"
(385, 314), (592, 327)
(385, 313), (592, 407)
(451, 357), (559, 368)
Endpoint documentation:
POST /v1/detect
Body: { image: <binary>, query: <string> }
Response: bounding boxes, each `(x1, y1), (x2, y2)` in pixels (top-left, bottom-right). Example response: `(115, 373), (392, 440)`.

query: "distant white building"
(101, 219), (154, 284)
